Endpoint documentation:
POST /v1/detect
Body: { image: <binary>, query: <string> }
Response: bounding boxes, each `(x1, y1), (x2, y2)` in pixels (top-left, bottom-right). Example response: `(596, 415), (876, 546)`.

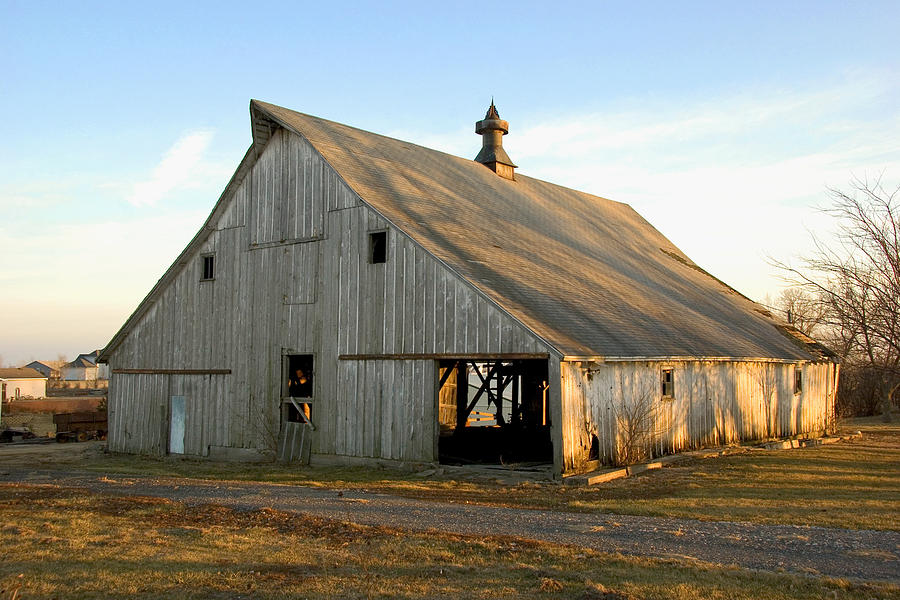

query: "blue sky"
(1, 1), (898, 365)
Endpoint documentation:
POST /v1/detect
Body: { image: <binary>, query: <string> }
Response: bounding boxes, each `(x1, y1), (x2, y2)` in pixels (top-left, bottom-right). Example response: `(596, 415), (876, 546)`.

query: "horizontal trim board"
(112, 369), (232, 375)
(339, 353), (550, 361)
(249, 235), (323, 251)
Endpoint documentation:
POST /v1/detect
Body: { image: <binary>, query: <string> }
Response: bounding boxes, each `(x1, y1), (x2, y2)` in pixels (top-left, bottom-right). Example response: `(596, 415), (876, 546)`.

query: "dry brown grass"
(5, 419), (898, 532)
(1, 484), (897, 599)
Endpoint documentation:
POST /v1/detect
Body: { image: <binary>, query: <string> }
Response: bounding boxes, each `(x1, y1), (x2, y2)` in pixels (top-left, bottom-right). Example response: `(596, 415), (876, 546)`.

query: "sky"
(1, 1), (898, 366)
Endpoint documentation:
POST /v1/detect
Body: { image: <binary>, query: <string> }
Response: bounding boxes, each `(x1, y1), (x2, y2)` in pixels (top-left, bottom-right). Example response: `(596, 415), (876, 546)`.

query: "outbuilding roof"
(251, 101), (829, 361)
(65, 356), (97, 369)
(75, 351), (99, 365)
(0, 368), (47, 380)
(25, 361), (54, 370)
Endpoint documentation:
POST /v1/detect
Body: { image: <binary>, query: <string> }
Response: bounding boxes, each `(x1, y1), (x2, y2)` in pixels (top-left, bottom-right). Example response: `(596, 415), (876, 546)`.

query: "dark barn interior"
(437, 359), (552, 465)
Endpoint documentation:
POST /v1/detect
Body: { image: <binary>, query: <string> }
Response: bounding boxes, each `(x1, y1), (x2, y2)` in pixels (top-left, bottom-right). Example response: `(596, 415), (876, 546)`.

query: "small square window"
(794, 369), (802, 394)
(369, 231), (387, 264)
(661, 368), (674, 398)
(201, 254), (215, 281)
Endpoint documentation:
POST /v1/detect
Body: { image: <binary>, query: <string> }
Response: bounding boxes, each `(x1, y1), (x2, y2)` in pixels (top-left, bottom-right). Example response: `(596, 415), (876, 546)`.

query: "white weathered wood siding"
(107, 373), (230, 456)
(334, 360), (436, 461)
(560, 360), (838, 471)
(107, 126), (555, 462)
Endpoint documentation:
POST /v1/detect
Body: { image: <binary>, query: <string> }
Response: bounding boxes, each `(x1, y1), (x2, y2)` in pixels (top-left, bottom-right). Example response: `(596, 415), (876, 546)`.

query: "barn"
(98, 100), (838, 476)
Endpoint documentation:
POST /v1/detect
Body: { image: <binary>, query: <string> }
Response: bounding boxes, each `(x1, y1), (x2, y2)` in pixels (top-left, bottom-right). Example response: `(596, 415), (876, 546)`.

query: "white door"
(169, 395), (185, 454)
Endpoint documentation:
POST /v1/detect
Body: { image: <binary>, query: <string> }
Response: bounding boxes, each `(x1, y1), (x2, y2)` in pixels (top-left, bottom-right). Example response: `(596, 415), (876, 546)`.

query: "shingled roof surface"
(250, 101), (820, 360)
(66, 356), (96, 369)
(0, 368), (46, 379)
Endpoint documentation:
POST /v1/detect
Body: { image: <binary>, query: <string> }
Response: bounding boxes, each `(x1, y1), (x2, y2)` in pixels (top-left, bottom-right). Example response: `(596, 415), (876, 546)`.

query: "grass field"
(1, 419), (898, 598)
(1, 483), (898, 600)
(54, 419), (900, 531)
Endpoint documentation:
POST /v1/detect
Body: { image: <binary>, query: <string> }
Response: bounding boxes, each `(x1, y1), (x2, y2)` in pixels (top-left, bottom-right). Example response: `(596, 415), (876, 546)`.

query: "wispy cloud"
(127, 130), (215, 206)
(514, 77), (895, 165)
(0, 176), (106, 210)
(390, 74), (900, 301)
(401, 74), (897, 186)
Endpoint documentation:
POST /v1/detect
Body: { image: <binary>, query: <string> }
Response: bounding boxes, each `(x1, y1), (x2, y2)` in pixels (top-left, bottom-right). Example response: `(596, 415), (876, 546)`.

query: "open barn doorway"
(437, 359), (552, 466)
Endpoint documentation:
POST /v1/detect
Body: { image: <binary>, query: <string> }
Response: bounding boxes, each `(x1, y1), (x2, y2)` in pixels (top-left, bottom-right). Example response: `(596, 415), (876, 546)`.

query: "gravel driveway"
(3, 467), (898, 584)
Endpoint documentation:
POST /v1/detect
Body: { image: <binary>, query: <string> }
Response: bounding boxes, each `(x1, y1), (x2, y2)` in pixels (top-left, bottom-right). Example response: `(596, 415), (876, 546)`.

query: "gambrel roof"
(102, 101), (833, 363)
(251, 101), (829, 361)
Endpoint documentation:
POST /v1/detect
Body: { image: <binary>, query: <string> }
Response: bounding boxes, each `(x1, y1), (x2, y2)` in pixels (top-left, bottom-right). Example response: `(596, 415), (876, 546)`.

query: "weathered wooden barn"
(99, 100), (838, 475)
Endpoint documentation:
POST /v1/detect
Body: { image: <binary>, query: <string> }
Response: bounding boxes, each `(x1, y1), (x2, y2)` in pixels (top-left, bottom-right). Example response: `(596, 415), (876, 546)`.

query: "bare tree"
(774, 287), (828, 338)
(776, 176), (900, 421)
(754, 363), (777, 438)
(613, 384), (666, 466)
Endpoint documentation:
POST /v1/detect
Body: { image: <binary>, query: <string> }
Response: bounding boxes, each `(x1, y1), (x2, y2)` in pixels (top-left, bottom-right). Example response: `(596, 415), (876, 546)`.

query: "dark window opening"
(285, 401), (312, 424)
(588, 434), (600, 461)
(661, 368), (674, 398)
(369, 231), (387, 264)
(794, 369), (802, 394)
(278, 354), (316, 463)
(437, 358), (552, 466)
(285, 354), (314, 398)
(201, 254), (215, 281)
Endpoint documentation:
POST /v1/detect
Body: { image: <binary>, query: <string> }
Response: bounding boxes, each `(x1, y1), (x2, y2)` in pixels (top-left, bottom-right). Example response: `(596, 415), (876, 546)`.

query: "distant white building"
(62, 355), (99, 381)
(60, 350), (109, 381)
(0, 368), (47, 401)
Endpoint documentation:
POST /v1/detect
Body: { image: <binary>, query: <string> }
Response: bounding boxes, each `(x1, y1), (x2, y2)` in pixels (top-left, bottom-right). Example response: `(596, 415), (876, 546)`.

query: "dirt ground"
(0, 439), (104, 468)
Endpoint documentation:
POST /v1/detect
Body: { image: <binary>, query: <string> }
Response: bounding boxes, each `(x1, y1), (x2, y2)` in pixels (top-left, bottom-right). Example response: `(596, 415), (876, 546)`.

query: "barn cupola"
(475, 101), (517, 181)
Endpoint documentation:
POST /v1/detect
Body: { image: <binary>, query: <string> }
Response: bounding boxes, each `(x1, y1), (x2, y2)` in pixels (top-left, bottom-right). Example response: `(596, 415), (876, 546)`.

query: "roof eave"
(563, 355), (834, 364)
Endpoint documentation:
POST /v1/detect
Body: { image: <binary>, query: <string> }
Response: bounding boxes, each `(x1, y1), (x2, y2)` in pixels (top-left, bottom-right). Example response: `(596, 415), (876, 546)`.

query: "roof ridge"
(252, 100), (633, 212)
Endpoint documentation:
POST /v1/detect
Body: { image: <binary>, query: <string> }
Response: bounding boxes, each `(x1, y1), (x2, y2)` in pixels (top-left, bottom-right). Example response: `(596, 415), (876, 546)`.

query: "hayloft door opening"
(437, 359), (552, 466)
(168, 395), (186, 455)
(278, 354), (315, 463)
